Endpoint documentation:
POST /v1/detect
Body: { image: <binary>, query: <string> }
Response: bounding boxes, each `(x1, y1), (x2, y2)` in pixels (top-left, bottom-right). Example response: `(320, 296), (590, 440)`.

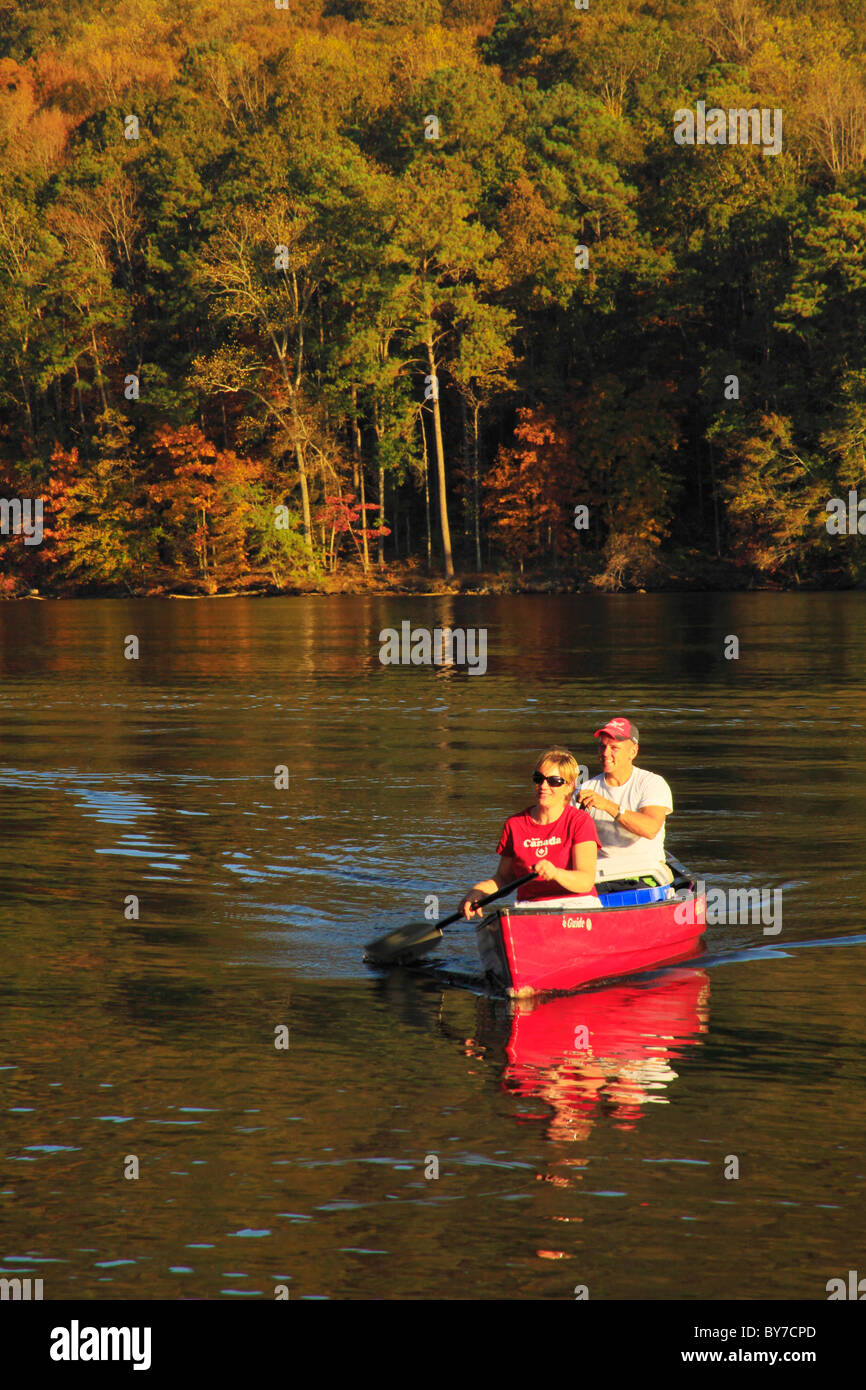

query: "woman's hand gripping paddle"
(363, 873), (537, 965)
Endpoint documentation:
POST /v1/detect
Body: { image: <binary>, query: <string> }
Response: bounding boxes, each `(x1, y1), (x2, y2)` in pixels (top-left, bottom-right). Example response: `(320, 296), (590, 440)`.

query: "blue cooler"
(596, 884), (671, 908)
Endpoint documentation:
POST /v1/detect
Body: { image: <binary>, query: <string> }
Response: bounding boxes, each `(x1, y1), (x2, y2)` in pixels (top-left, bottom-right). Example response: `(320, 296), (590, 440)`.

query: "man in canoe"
(459, 747), (601, 918)
(575, 717), (674, 886)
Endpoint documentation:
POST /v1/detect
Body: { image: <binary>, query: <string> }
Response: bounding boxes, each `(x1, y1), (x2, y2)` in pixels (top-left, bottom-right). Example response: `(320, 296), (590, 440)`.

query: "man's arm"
(615, 804), (669, 839)
(579, 791), (669, 840)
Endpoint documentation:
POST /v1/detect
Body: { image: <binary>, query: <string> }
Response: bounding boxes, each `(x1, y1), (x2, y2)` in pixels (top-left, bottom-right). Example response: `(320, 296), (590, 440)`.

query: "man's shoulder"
(633, 766), (673, 804)
(581, 773), (606, 790)
(632, 765), (669, 786)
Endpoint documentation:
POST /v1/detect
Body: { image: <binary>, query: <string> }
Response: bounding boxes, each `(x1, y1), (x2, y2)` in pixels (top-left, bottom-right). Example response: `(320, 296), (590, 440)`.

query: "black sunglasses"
(533, 771), (567, 787)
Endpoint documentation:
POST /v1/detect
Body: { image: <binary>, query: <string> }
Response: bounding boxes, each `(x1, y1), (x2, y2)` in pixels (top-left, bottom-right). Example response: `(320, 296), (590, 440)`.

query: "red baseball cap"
(594, 717), (639, 742)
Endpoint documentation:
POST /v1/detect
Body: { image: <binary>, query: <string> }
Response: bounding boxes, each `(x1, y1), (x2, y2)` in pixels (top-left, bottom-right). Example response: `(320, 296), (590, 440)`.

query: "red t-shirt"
(496, 804), (601, 902)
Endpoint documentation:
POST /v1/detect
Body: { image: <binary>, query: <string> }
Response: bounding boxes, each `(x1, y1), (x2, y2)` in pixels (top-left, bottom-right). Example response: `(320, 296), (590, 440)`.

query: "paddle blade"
(364, 920), (444, 964)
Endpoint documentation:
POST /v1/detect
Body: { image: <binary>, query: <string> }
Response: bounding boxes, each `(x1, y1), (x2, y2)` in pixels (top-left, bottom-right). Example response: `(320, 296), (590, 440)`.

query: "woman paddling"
(459, 747), (601, 919)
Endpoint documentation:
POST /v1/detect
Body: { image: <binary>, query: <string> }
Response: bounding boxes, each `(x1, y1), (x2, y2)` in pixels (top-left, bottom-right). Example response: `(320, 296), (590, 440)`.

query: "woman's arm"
(531, 840), (597, 894)
(460, 855), (515, 919)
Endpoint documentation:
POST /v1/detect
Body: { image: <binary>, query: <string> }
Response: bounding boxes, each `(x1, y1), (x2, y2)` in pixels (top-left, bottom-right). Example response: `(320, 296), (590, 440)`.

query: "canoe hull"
(476, 889), (707, 995)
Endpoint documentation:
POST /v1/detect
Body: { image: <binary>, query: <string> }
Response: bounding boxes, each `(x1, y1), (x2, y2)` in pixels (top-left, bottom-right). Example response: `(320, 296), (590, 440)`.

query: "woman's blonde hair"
(534, 746), (579, 786)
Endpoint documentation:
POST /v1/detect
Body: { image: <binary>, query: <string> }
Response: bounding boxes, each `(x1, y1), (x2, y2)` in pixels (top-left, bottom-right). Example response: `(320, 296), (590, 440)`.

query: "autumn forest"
(0, 0), (865, 595)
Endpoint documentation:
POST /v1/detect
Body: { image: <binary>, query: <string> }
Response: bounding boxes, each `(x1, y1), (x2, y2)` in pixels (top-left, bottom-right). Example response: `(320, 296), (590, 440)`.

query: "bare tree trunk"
(425, 336), (453, 580)
(72, 359), (86, 433)
(294, 441), (312, 550)
(373, 397), (386, 567)
(359, 457), (370, 572)
(201, 508), (208, 580)
(350, 384), (360, 491)
(286, 289), (312, 551)
(420, 406), (432, 567)
(351, 385), (369, 571)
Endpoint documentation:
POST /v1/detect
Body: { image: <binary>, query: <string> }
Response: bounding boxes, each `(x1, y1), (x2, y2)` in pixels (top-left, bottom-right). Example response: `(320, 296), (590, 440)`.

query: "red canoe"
(476, 886), (707, 996)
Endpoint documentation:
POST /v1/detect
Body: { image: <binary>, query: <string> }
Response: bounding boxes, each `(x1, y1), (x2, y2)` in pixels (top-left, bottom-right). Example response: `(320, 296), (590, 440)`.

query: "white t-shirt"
(573, 767), (673, 880)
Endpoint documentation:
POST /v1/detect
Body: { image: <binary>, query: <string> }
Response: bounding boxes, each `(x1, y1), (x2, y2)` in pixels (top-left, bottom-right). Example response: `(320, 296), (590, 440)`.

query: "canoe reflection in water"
(473, 966), (710, 1142)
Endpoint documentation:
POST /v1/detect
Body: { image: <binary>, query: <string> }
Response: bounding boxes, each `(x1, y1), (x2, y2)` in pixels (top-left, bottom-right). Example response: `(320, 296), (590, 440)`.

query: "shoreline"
(7, 567), (862, 600)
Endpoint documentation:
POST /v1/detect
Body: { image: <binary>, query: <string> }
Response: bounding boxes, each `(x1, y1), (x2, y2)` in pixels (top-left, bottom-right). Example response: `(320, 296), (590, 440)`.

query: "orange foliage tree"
(483, 408), (588, 567)
(148, 425), (264, 591)
(44, 411), (157, 590)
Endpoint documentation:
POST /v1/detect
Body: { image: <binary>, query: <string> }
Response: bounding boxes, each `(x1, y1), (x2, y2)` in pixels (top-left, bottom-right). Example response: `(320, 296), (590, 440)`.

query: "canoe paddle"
(364, 873), (537, 965)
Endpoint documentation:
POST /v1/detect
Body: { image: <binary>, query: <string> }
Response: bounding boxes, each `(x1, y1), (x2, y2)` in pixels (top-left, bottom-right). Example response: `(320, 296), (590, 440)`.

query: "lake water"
(1, 592), (864, 1299)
